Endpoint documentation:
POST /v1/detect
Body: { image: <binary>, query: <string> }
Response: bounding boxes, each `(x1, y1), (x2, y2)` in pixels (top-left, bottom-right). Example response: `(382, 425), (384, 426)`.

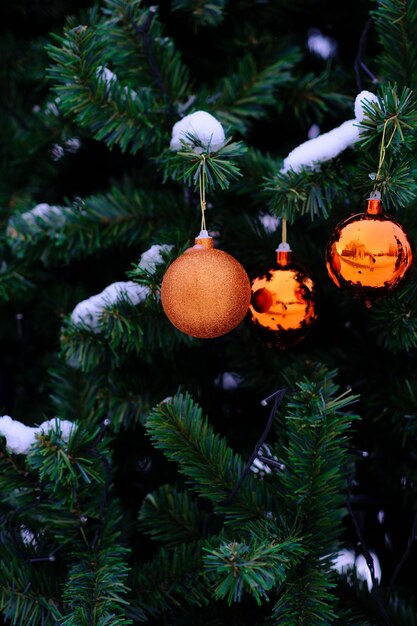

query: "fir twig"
(132, 6), (177, 118)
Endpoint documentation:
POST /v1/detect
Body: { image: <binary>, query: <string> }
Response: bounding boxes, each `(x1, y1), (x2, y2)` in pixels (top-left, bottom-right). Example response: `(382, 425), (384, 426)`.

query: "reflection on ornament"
(161, 231), (251, 338)
(246, 244), (319, 349)
(326, 196), (413, 306)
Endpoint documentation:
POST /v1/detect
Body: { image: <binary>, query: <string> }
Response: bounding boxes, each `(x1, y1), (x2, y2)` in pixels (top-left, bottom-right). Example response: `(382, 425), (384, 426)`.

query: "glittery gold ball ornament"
(246, 244), (319, 349)
(161, 231), (251, 338)
(326, 195), (413, 307)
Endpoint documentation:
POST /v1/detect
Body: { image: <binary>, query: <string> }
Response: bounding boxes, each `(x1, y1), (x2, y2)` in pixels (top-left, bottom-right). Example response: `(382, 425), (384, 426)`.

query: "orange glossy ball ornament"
(326, 195), (413, 307)
(246, 244), (319, 349)
(161, 232), (251, 338)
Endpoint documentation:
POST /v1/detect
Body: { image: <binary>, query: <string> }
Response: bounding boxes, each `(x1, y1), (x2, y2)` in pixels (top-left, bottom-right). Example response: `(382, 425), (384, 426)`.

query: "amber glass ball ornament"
(161, 231), (251, 338)
(326, 194), (413, 307)
(246, 243), (319, 349)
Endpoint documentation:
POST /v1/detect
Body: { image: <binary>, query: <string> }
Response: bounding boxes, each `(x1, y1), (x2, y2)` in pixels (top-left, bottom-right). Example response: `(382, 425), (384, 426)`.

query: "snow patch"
(282, 90), (379, 173)
(19, 203), (67, 228)
(96, 66), (137, 100)
(170, 110), (226, 152)
(354, 90), (379, 121)
(0, 416), (76, 455)
(71, 281), (150, 332)
(139, 244), (174, 274)
(96, 65), (117, 85)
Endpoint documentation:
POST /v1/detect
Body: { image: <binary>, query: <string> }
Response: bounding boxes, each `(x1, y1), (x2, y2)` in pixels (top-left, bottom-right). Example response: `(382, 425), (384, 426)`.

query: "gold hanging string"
(199, 155), (207, 231)
(282, 216), (287, 244)
(374, 117), (397, 190)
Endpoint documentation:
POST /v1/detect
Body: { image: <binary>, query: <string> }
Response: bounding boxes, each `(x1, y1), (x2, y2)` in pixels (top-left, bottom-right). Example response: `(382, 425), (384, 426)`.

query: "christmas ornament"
(247, 220), (319, 349)
(162, 125), (251, 338)
(161, 231), (251, 338)
(326, 193), (413, 307)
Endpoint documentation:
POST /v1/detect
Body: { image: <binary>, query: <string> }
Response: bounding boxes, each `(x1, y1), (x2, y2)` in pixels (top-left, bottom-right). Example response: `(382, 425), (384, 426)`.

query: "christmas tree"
(1, 0), (417, 624)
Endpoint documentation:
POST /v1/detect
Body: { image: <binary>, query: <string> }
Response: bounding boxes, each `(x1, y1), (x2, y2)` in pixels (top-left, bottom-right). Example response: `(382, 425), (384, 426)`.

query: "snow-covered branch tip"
(71, 281), (150, 333)
(71, 245), (173, 332)
(138, 243), (173, 273)
(7, 203), (69, 239)
(0, 416), (76, 455)
(170, 110), (226, 152)
(281, 90), (379, 173)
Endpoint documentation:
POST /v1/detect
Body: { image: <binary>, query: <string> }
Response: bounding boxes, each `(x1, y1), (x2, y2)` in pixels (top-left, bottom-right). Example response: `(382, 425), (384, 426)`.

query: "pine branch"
(284, 70), (353, 124)
(61, 296), (191, 373)
(145, 392), (273, 525)
(60, 324), (113, 374)
(46, 25), (156, 154)
(26, 421), (106, 510)
(172, 0), (229, 28)
(203, 530), (304, 605)
(138, 484), (205, 546)
(162, 134), (246, 191)
(0, 559), (62, 626)
(237, 147), (282, 196)
(372, 0), (417, 88)
(370, 282), (417, 352)
(354, 154), (417, 210)
(272, 371), (360, 624)
(130, 539), (216, 620)
(7, 184), (188, 265)
(208, 50), (301, 135)
(92, 371), (159, 432)
(48, 364), (105, 425)
(61, 544), (132, 625)
(131, 7), (177, 118)
(102, 0), (192, 106)
(264, 157), (351, 222)
(273, 566), (339, 625)
(0, 263), (33, 303)
(358, 84), (417, 151)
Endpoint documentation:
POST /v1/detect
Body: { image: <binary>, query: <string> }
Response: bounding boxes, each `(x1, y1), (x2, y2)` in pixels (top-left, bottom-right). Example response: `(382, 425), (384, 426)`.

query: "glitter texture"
(161, 241), (251, 338)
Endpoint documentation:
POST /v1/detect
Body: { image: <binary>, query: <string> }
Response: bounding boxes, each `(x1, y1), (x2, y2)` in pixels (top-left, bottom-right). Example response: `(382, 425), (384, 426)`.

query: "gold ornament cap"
(194, 229), (214, 249)
(366, 190), (382, 215)
(276, 242), (292, 266)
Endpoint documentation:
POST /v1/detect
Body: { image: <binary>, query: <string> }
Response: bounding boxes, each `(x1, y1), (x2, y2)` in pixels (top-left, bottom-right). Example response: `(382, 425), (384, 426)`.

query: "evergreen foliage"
(1, 0), (417, 624)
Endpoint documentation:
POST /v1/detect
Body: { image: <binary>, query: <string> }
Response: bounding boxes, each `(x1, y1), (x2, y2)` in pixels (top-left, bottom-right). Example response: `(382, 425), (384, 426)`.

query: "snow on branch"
(170, 110), (226, 152)
(18, 203), (69, 229)
(71, 281), (150, 333)
(282, 90), (379, 173)
(138, 243), (173, 273)
(0, 416), (76, 455)
(96, 65), (138, 100)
